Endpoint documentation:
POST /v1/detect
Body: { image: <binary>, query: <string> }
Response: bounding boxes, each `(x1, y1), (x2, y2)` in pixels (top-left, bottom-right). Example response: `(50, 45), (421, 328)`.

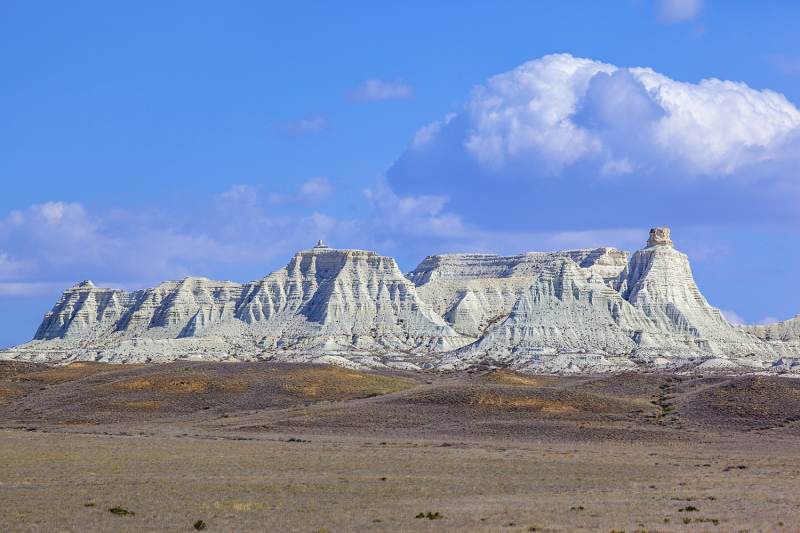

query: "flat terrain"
(1, 362), (799, 532)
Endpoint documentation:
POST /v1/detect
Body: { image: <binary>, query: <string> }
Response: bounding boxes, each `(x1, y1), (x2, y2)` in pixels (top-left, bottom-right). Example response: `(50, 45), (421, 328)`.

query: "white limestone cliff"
(463, 258), (660, 356)
(748, 315), (800, 342)
(2, 230), (797, 371)
(613, 228), (770, 356)
(6, 242), (469, 364)
(408, 248), (629, 337)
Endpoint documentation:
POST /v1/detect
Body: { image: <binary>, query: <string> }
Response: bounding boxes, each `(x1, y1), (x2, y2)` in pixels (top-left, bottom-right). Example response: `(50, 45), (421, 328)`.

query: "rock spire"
(646, 227), (673, 247)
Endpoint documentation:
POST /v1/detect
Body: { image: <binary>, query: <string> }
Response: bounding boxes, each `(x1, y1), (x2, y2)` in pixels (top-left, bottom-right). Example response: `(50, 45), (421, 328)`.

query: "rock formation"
(748, 315), (800, 342)
(6, 242), (469, 365)
(2, 230), (797, 372)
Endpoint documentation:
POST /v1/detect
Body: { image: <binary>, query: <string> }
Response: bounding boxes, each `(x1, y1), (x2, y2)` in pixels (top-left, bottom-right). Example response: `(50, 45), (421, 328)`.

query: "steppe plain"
(1, 361), (799, 533)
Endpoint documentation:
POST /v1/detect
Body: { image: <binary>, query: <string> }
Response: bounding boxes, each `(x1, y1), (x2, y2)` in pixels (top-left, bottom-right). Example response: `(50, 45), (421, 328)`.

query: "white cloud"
(463, 54), (615, 173)
(267, 177), (336, 207)
(364, 178), (465, 238)
(0, 282), (72, 297)
(348, 78), (415, 102)
(719, 311), (784, 326)
(632, 67), (800, 174)
(411, 113), (456, 149)
(601, 157), (635, 175)
(655, 0), (703, 23)
(271, 110), (327, 137)
(720, 309), (746, 325)
(362, 179), (648, 257)
(0, 183), (351, 289)
(415, 53), (800, 177)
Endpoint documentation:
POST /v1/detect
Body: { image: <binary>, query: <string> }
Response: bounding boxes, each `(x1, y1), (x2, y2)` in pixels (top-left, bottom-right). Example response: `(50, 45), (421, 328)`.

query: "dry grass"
(0, 362), (420, 424)
(1, 362), (799, 532)
(16, 361), (148, 384)
(99, 374), (249, 393)
(0, 431), (798, 532)
(477, 370), (559, 387)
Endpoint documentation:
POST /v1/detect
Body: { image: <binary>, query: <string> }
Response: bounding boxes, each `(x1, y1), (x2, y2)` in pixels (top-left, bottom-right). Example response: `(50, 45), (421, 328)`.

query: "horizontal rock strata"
(2, 229), (798, 372)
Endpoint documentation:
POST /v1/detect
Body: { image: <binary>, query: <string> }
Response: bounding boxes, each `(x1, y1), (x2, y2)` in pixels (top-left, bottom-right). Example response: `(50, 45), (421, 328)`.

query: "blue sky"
(1, 0), (799, 348)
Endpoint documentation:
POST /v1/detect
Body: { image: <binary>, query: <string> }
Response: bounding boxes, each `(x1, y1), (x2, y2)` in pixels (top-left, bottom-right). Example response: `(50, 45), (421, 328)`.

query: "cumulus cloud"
(462, 54), (615, 173)
(0, 183), (356, 291)
(270, 110), (327, 137)
(0, 174), (654, 301)
(389, 53), (800, 231)
(454, 53), (800, 176)
(347, 78), (415, 102)
(361, 178), (648, 266)
(655, 0), (703, 23)
(364, 178), (466, 239)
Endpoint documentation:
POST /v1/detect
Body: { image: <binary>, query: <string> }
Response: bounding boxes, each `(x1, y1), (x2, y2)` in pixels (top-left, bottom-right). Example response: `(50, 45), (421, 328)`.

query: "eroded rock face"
(4, 230), (798, 370)
(34, 281), (134, 341)
(646, 227), (673, 247)
(466, 259), (658, 356)
(748, 315), (800, 342)
(408, 248), (629, 337)
(612, 241), (771, 356)
(11, 243), (469, 363)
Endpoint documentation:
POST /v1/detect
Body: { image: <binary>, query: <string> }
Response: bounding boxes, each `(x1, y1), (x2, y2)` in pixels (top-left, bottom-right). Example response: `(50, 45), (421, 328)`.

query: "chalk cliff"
(2, 230), (797, 372)
(9, 242), (469, 364)
(748, 315), (800, 343)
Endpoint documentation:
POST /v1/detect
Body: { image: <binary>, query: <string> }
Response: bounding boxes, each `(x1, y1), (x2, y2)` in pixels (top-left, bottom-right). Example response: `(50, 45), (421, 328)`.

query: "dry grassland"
(0, 362), (798, 533)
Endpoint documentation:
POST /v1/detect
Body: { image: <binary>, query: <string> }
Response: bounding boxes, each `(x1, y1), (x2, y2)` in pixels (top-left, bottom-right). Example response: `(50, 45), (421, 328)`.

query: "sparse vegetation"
(415, 512), (444, 520)
(679, 506), (699, 512)
(1, 364), (798, 532)
(193, 519), (207, 530)
(108, 506), (134, 516)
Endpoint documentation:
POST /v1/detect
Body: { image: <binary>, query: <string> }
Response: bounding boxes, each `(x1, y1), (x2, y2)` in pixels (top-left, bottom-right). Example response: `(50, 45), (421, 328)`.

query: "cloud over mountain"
(2, 54), (799, 342)
(389, 53), (800, 231)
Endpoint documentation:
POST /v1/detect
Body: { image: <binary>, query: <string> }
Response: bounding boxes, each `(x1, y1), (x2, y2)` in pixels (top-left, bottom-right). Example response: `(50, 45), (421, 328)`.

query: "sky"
(0, 0), (799, 348)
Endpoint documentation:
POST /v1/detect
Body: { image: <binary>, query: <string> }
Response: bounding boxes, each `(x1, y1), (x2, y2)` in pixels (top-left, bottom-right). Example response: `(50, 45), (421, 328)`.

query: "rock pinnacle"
(647, 227), (673, 248)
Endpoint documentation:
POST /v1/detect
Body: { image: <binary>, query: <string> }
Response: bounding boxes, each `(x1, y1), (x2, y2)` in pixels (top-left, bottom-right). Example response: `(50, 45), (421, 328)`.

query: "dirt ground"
(1, 362), (798, 532)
